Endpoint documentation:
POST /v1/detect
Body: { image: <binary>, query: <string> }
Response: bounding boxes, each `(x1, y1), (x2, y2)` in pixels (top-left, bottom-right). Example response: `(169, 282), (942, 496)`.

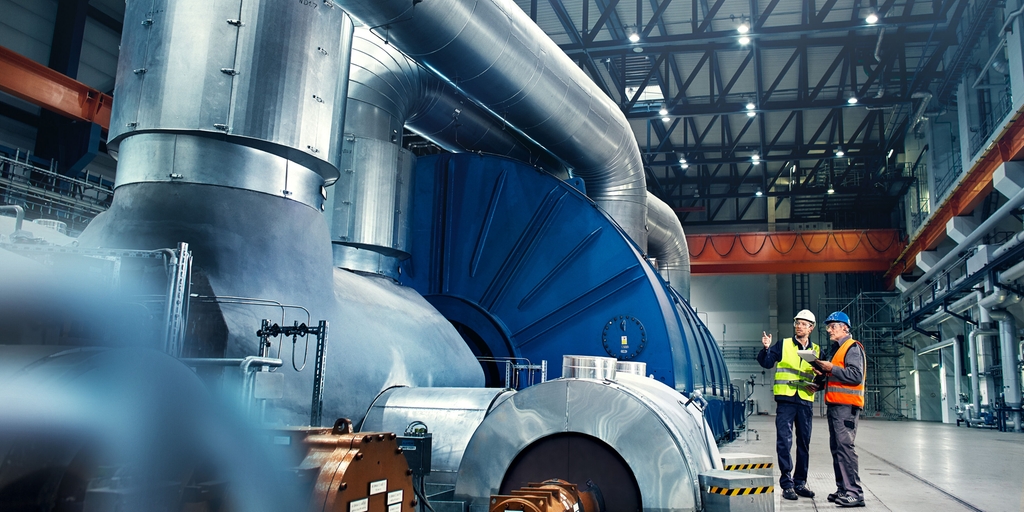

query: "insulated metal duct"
(108, 0), (352, 206)
(81, 0), (484, 427)
(336, 0), (649, 250)
(330, 28), (567, 276)
(647, 194), (691, 300)
(986, 308), (1023, 431)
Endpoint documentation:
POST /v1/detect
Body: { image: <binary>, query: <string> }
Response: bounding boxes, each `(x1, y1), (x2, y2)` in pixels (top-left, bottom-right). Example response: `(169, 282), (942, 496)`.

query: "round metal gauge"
(602, 315), (647, 360)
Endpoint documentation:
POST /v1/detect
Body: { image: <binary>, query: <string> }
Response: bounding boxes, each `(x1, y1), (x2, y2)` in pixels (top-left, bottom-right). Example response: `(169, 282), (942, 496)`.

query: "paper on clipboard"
(796, 349), (818, 362)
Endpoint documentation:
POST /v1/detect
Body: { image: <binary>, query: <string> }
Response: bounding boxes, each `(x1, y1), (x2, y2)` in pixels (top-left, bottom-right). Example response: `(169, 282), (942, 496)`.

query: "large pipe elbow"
(337, 0), (648, 249)
(646, 194), (690, 299)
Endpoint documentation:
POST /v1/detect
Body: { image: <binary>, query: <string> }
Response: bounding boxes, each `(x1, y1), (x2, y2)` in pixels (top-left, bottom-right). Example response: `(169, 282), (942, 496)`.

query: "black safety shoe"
(782, 488), (799, 500)
(834, 494), (865, 507)
(827, 491), (845, 502)
(794, 484), (815, 498)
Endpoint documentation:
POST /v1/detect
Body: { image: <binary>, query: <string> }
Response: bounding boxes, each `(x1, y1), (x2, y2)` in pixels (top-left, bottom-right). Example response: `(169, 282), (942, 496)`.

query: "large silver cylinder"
(329, 135), (414, 277)
(453, 375), (721, 511)
(616, 360), (648, 377)
(561, 355), (617, 380)
(359, 386), (514, 484)
(115, 134), (329, 210)
(110, 0), (353, 185)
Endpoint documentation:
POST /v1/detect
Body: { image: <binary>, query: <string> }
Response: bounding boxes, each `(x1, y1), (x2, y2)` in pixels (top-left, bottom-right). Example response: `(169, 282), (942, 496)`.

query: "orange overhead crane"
(0, 46), (111, 130)
(688, 230), (905, 274)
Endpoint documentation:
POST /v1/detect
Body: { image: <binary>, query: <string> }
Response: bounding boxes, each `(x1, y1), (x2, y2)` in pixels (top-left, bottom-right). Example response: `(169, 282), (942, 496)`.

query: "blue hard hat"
(824, 311), (851, 327)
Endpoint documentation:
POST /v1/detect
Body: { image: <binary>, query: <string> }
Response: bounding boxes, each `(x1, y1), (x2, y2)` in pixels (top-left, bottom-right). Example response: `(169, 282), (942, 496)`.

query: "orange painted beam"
(688, 230), (905, 274)
(883, 107), (1024, 286)
(0, 46), (111, 130)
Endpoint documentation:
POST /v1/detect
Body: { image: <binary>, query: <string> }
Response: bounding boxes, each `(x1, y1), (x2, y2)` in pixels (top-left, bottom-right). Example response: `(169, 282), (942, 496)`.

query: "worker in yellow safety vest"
(757, 309), (820, 501)
(811, 311), (867, 508)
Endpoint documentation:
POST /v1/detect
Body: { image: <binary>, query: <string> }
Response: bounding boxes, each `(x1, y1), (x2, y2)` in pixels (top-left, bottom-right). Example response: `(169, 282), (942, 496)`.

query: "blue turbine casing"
(401, 153), (738, 436)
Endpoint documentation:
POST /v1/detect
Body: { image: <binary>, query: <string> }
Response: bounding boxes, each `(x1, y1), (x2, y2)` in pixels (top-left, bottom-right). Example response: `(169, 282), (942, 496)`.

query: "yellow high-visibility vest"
(772, 338), (819, 401)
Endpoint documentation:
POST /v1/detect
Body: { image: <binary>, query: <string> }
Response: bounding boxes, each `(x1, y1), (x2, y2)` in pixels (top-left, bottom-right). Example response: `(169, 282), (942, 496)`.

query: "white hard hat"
(794, 309), (816, 324)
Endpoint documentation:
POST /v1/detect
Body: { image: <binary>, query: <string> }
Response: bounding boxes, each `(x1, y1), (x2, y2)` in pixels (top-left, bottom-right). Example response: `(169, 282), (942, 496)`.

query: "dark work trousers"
(774, 401), (813, 489)
(827, 404), (863, 499)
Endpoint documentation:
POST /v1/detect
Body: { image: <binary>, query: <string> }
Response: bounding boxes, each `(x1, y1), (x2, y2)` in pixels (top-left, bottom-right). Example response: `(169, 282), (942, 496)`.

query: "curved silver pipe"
(332, 29), (568, 275)
(330, 30), (419, 276)
(347, 29), (559, 167)
(969, 324), (997, 420)
(985, 307), (1023, 431)
(646, 194), (691, 300)
(909, 91), (933, 131)
(0, 205), (25, 233)
(874, 28), (885, 64)
(406, 67), (568, 175)
(337, 0), (649, 249)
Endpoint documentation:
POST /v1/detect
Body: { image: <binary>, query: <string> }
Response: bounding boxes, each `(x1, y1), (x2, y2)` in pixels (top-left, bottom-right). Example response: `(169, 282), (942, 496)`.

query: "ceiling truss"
(526, 0), (972, 228)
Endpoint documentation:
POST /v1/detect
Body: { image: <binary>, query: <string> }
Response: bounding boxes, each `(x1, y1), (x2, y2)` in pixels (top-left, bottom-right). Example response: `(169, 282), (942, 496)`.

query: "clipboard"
(796, 349), (817, 362)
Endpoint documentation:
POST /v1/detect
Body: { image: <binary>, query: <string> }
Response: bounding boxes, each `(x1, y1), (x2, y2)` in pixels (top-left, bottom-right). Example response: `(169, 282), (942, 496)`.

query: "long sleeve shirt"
(828, 334), (865, 386)
(757, 336), (815, 406)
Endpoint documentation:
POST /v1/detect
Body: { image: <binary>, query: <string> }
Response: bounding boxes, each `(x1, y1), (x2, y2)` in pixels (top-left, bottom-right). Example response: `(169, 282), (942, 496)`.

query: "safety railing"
(0, 148), (113, 233)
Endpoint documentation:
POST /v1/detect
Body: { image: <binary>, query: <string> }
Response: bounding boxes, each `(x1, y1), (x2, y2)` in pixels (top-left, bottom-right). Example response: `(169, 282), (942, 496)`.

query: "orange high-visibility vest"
(825, 338), (866, 407)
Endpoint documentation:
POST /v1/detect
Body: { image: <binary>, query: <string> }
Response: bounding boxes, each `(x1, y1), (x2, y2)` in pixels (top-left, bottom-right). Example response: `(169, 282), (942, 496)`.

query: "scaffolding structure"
(818, 292), (907, 419)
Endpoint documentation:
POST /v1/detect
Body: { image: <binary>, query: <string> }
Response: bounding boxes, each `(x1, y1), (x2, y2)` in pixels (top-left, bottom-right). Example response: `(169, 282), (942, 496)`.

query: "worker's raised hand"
(761, 331), (771, 349)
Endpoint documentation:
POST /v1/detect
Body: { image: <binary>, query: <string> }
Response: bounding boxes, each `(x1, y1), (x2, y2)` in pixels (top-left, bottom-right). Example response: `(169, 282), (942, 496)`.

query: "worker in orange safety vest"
(811, 311), (866, 508)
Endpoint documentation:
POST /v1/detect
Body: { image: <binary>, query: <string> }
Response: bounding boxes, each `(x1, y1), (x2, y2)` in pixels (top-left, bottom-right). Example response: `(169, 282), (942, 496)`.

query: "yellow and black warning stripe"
(723, 463), (773, 470)
(707, 486), (774, 496)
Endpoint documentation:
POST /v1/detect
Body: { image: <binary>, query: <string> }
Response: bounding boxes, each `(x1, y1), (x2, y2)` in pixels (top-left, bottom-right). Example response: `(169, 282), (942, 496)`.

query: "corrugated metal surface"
(79, 18), (120, 91)
(0, 0), (57, 64)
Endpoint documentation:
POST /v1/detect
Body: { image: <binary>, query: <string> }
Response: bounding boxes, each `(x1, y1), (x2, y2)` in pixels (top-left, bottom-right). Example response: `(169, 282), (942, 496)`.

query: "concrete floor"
(720, 414), (1024, 512)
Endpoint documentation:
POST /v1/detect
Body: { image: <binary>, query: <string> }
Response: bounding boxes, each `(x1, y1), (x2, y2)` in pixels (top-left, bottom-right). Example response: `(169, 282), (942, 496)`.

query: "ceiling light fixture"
(629, 31), (641, 43)
(681, 163), (690, 169)
(745, 101), (756, 110)
(835, 148), (845, 157)
(847, 96), (859, 104)
(737, 23), (750, 34)
(746, 110), (756, 117)
(866, 13), (879, 24)
(739, 35), (751, 45)
(827, 184), (835, 194)
(662, 116), (671, 122)
(751, 153), (760, 165)
(659, 107), (668, 116)
(887, 148), (895, 158)
(755, 187), (763, 197)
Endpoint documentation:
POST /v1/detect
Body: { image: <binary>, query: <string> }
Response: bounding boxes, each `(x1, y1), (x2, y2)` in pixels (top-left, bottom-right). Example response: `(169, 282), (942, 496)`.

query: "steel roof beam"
(559, 12), (951, 56)
(637, 97), (913, 118)
(547, 0), (616, 98)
